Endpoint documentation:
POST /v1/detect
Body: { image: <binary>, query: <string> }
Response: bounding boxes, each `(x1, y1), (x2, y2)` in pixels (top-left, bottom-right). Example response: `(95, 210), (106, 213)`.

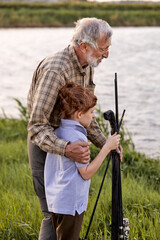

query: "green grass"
(0, 1), (160, 27)
(81, 174), (160, 239)
(0, 101), (160, 239)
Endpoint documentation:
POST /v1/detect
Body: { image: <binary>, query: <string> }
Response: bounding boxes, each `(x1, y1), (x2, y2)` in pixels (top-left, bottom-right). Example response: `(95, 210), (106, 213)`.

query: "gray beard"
(87, 52), (101, 68)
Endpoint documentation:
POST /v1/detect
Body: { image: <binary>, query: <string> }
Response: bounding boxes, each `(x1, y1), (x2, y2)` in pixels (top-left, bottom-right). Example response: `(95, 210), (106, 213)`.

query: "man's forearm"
(28, 125), (69, 155)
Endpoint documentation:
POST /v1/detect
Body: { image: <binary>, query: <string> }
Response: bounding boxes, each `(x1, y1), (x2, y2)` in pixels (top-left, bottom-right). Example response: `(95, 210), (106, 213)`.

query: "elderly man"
(27, 18), (115, 240)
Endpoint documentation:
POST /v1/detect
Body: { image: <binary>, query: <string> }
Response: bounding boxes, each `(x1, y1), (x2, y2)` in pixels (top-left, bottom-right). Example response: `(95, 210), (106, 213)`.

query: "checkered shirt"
(27, 45), (106, 155)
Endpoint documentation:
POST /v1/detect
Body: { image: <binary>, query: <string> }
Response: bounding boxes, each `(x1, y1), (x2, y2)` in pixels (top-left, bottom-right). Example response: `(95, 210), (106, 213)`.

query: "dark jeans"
(27, 136), (57, 240)
(52, 212), (84, 240)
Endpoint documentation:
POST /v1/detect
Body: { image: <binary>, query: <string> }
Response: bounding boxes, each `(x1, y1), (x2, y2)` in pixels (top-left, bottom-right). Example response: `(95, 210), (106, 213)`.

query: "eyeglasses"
(97, 45), (111, 53)
(86, 42), (111, 54)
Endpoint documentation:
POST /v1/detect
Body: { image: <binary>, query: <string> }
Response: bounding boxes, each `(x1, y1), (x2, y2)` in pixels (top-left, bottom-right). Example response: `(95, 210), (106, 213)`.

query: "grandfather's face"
(86, 37), (111, 67)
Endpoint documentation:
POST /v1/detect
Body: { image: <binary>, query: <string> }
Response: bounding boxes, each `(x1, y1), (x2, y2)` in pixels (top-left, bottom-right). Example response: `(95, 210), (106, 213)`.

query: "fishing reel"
(123, 218), (130, 240)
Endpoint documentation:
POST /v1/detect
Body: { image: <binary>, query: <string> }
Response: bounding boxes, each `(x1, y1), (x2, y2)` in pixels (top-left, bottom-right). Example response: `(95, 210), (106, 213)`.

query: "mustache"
(97, 56), (103, 61)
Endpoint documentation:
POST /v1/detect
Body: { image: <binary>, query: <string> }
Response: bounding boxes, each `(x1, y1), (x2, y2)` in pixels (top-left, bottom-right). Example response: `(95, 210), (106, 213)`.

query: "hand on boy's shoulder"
(65, 141), (91, 164)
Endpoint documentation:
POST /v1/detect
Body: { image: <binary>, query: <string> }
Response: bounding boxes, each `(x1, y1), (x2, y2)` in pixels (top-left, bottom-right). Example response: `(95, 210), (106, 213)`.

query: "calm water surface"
(0, 27), (160, 158)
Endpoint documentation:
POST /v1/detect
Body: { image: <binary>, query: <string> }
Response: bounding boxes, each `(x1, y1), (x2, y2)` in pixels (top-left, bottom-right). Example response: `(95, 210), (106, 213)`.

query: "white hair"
(71, 17), (112, 48)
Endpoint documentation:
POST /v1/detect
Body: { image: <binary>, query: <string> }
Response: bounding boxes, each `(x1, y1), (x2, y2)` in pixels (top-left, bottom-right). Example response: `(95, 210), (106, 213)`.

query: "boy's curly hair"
(59, 82), (97, 119)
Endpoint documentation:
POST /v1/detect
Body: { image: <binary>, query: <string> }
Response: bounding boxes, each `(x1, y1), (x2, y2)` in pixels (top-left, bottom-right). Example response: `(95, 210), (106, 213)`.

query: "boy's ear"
(77, 111), (82, 119)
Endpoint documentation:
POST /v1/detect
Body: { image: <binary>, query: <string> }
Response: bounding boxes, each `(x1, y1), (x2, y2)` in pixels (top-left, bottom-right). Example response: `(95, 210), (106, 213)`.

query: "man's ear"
(79, 42), (88, 53)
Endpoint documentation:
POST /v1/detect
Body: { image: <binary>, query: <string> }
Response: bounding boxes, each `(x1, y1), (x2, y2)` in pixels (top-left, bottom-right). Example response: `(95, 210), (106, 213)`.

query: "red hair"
(59, 82), (97, 119)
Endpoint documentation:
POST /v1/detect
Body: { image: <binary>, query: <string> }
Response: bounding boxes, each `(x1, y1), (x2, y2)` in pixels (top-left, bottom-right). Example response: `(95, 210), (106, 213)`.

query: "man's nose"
(102, 50), (109, 58)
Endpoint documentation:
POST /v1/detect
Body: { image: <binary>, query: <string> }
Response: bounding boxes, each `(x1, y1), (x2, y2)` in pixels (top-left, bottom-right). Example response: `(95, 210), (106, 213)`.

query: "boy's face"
(79, 106), (95, 128)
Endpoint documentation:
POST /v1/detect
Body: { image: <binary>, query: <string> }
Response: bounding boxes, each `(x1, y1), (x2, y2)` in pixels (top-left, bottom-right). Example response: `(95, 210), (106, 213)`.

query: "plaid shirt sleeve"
(86, 119), (107, 149)
(27, 68), (68, 155)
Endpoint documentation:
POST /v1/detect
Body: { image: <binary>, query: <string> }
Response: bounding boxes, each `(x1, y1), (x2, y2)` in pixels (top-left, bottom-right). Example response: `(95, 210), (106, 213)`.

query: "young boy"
(44, 82), (120, 240)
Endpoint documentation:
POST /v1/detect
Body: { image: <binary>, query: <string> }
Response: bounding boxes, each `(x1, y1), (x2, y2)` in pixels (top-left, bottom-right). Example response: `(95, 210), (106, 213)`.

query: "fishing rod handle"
(103, 110), (118, 134)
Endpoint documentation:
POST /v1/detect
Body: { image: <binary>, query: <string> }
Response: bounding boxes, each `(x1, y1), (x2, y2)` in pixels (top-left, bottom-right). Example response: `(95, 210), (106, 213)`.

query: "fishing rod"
(103, 109), (123, 240)
(106, 73), (124, 239)
(105, 73), (129, 240)
(82, 73), (129, 240)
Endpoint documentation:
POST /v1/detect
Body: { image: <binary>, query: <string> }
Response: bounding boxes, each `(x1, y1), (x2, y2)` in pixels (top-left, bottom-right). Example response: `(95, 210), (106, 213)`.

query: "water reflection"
(0, 27), (160, 158)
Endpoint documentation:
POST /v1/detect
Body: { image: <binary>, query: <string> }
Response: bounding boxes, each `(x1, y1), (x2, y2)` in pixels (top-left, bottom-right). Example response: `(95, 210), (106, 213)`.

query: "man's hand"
(65, 141), (91, 164)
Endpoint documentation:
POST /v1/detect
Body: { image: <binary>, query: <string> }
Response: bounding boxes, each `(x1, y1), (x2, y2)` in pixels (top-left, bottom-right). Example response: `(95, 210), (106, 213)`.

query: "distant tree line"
(0, 1), (160, 27)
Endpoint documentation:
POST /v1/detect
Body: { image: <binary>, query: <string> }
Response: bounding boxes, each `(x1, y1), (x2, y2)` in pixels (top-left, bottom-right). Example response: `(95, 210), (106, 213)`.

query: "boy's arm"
(78, 142), (110, 180)
(78, 133), (120, 180)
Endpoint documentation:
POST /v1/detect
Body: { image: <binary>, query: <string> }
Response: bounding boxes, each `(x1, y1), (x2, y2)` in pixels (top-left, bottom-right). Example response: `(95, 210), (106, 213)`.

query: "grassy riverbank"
(0, 1), (160, 27)
(0, 101), (160, 239)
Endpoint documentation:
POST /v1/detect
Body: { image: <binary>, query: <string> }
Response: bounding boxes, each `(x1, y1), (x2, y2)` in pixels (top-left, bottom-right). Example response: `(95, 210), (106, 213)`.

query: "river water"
(0, 27), (160, 159)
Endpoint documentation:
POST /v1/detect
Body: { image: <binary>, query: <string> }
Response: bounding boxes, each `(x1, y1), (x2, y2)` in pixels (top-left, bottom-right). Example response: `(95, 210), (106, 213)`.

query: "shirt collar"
(61, 119), (87, 136)
(68, 45), (90, 75)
